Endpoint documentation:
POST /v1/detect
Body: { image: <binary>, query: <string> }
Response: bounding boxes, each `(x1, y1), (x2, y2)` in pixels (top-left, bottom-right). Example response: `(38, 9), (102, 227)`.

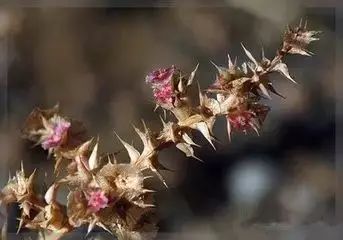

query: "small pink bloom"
(86, 189), (109, 213)
(228, 110), (255, 132)
(153, 84), (174, 104)
(227, 104), (270, 137)
(146, 66), (177, 105)
(41, 117), (71, 150)
(145, 66), (175, 86)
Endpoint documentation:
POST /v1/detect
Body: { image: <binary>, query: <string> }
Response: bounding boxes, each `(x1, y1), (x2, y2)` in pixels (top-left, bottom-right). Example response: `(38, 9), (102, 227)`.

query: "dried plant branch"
(0, 20), (320, 240)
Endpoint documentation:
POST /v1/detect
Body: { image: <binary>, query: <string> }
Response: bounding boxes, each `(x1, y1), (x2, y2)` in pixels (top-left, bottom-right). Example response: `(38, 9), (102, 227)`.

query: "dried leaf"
(241, 43), (258, 66)
(241, 62), (248, 74)
(176, 143), (202, 162)
(258, 83), (272, 99)
(195, 122), (215, 149)
(228, 53), (234, 68)
(88, 142), (99, 170)
(44, 184), (57, 204)
(227, 118), (231, 141)
(198, 86), (221, 116)
(182, 133), (199, 147)
(288, 48), (312, 56)
(177, 76), (184, 92)
(282, 23), (320, 56)
(187, 63), (199, 86)
(272, 62), (297, 84)
(210, 61), (228, 78)
(267, 83), (285, 98)
(115, 132), (140, 163)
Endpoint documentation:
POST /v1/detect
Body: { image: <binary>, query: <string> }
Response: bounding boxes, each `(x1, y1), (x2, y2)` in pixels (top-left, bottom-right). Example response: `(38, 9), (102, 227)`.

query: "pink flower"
(41, 117), (71, 150)
(227, 104), (270, 137)
(228, 110), (256, 132)
(146, 66), (176, 105)
(145, 66), (175, 86)
(86, 189), (109, 213)
(153, 84), (174, 104)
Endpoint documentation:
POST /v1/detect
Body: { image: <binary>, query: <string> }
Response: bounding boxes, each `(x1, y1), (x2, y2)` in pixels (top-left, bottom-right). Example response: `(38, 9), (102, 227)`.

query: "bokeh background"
(0, 1), (338, 239)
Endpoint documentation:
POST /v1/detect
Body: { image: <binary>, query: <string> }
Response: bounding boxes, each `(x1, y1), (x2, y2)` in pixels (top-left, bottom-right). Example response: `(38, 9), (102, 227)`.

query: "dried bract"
(282, 19), (320, 56)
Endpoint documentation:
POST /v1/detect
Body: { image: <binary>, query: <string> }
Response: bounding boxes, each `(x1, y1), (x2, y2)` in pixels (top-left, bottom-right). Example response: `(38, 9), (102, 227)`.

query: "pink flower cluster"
(227, 104), (270, 135)
(41, 117), (71, 150)
(146, 66), (176, 104)
(227, 110), (256, 132)
(86, 189), (109, 213)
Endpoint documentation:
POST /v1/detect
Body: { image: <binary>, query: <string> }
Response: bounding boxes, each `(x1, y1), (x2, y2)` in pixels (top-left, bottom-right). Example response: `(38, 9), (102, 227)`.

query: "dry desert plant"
(0, 20), (320, 240)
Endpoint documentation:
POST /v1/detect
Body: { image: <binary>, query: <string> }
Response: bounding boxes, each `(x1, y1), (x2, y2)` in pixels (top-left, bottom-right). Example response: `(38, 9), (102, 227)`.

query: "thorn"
(28, 169), (36, 183)
(228, 53), (233, 68)
(157, 174), (168, 188)
(16, 218), (24, 234)
(178, 77), (184, 92)
(142, 188), (156, 193)
(247, 62), (255, 72)
(20, 161), (24, 173)
(159, 115), (167, 128)
(143, 175), (154, 180)
(182, 133), (200, 147)
(241, 43), (258, 66)
(1, 218), (7, 240)
(150, 165), (168, 188)
(53, 102), (60, 111)
(268, 83), (286, 99)
(261, 45), (265, 60)
(241, 62), (248, 74)
(141, 119), (148, 132)
(187, 63), (199, 86)
(54, 157), (63, 174)
(249, 122), (260, 136)
(88, 141), (99, 170)
(41, 116), (50, 130)
(97, 222), (113, 236)
(114, 131), (140, 163)
(107, 155), (111, 163)
(47, 148), (53, 158)
(212, 135), (223, 145)
(227, 119), (232, 142)
(210, 60), (221, 72)
(162, 181), (168, 188)
(193, 155), (204, 163)
(198, 92), (204, 106)
(259, 83), (272, 99)
(141, 203), (156, 208)
(307, 50), (315, 56)
(86, 219), (97, 236)
(196, 122), (216, 150)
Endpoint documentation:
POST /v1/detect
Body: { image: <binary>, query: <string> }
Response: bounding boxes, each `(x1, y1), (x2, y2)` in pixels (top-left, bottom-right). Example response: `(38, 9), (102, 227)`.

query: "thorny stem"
(0, 20), (320, 240)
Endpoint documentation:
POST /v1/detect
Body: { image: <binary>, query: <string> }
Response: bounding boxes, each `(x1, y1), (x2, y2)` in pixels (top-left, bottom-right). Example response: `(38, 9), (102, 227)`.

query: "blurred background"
(0, 1), (338, 239)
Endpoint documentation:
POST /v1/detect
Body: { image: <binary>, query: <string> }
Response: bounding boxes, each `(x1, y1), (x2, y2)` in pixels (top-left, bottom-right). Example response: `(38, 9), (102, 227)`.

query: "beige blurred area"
(0, 3), (337, 239)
